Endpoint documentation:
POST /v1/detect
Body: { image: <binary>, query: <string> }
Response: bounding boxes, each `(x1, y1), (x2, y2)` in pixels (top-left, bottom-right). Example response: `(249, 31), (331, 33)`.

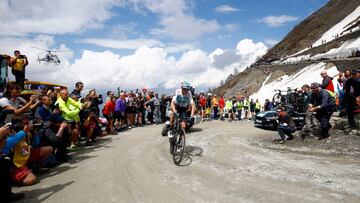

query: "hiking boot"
(278, 140), (286, 144)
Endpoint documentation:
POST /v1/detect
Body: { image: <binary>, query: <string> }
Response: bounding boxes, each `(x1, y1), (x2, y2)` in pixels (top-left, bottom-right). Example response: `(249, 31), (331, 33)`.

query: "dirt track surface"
(14, 121), (360, 203)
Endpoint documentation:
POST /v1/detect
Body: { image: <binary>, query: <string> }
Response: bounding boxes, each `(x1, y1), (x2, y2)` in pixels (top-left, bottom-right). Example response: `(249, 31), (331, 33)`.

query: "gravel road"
(14, 120), (360, 203)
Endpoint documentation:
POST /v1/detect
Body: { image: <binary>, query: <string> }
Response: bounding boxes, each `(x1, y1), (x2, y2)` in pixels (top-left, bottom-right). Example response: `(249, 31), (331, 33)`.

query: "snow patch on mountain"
(251, 62), (339, 103)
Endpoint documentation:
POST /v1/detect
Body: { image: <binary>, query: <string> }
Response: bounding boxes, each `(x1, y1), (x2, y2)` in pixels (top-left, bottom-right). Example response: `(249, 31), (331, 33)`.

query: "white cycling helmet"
(181, 81), (191, 90)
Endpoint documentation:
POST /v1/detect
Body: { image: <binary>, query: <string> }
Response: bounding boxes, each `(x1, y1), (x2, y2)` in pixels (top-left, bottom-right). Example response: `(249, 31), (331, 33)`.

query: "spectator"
(243, 97), (250, 119)
(276, 107), (296, 144)
(255, 99), (261, 115)
(198, 93), (206, 122)
(153, 93), (161, 124)
(337, 71), (346, 114)
(344, 69), (360, 128)
(55, 89), (82, 150)
(38, 115), (71, 162)
(212, 95), (219, 119)
(102, 91), (115, 134)
(126, 91), (136, 128)
(236, 98), (243, 120)
(36, 96), (60, 122)
(320, 70), (335, 93)
(0, 83), (39, 124)
(115, 92), (126, 130)
(219, 95), (225, 117)
(3, 122), (53, 186)
(308, 83), (336, 140)
(160, 95), (167, 123)
(145, 93), (154, 124)
(0, 125), (25, 201)
(70, 82), (84, 99)
(9, 50), (28, 88)
(301, 84), (316, 134)
(135, 94), (145, 126)
(264, 99), (272, 111)
(225, 99), (234, 121)
(250, 99), (255, 119)
(141, 88), (148, 125)
(88, 90), (103, 116)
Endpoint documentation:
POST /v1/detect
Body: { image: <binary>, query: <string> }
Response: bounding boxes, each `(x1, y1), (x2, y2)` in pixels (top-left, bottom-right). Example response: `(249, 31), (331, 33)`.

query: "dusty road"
(14, 120), (360, 203)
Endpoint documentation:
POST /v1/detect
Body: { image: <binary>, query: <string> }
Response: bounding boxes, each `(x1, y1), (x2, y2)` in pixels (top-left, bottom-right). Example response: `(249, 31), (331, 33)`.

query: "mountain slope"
(258, 0), (360, 65)
(213, 0), (360, 98)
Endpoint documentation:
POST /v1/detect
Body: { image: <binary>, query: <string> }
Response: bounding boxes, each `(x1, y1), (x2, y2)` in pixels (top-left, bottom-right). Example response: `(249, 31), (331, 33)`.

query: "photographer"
(0, 125), (25, 202)
(276, 107), (296, 144)
(88, 90), (103, 116)
(9, 50), (28, 88)
(38, 115), (71, 162)
(0, 83), (39, 124)
(2, 121), (53, 186)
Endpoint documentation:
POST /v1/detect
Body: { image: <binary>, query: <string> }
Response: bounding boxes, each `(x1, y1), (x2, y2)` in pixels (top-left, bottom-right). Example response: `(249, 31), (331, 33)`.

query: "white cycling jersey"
(172, 89), (194, 108)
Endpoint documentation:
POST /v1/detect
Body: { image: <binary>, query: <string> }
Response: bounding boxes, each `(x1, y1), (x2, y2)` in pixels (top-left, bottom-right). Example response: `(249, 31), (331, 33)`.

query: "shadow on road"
(189, 128), (203, 133)
(18, 181), (75, 203)
(36, 165), (78, 179)
(177, 145), (204, 167)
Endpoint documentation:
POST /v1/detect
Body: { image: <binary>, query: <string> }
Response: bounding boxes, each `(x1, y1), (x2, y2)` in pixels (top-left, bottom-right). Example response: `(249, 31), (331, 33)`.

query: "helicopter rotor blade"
(51, 49), (71, 53)
(30, 46), (49, 52)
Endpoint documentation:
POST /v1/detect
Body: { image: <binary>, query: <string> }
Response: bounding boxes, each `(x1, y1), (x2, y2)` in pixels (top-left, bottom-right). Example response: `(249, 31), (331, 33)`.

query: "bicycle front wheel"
(172, 128), (186, 165)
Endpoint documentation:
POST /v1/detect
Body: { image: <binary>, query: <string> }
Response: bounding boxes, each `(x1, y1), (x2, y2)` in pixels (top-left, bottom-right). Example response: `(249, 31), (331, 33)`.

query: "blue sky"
(0, 0), (329, 91)
(59, 0), (328, 57)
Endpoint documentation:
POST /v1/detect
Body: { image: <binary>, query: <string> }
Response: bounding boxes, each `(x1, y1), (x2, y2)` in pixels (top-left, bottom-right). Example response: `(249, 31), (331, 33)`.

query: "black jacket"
(310, 88), (336, 110)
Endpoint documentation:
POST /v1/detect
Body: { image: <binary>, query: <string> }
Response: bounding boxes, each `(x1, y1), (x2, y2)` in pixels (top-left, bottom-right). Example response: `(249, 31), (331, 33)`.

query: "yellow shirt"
(13, 58), (25, 71)
(13, 138), (30, 168)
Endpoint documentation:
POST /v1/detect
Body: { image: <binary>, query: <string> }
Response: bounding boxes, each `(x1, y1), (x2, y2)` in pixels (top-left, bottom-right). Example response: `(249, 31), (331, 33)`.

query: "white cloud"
(215, 5), (239, 13)
(151, 13), (220, 40)
(224, 23), (238, 32)
(163, 43), (196, 53)
(130, 0), (220, 40)
(81, 38), (163, 50)
(0, 0), (124, 36)
(264, 39), (279, 47)
(258, 15), (299, 27)
(1, 36), (268, 91)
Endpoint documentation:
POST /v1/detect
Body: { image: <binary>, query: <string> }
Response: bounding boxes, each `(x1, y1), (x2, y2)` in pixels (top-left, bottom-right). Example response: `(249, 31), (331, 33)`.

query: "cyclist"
(169, 81), (196, 131)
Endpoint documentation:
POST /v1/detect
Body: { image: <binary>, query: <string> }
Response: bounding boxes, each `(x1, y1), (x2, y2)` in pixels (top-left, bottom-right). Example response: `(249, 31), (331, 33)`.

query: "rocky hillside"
(258, 0), (360, 65)
(214, 0), (360, 98)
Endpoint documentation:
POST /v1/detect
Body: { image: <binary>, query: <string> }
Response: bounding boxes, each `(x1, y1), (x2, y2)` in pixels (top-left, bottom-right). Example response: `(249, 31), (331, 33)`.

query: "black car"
(254, 111), (278, 129)
(254, 110), (306, 130)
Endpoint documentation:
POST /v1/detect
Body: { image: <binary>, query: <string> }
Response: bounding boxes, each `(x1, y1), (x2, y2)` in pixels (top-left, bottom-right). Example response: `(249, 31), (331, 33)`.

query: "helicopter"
(30, 46), (70, 65)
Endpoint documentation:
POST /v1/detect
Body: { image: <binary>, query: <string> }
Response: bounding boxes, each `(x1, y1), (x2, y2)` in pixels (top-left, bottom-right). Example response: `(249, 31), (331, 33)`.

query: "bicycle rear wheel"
(172, 128), (186, 165)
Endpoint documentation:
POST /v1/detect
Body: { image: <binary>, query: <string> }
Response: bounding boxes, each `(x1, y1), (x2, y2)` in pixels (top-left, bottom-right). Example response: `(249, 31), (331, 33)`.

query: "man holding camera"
(308, 82), (336, 140)
(9, 50), (28, 88)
